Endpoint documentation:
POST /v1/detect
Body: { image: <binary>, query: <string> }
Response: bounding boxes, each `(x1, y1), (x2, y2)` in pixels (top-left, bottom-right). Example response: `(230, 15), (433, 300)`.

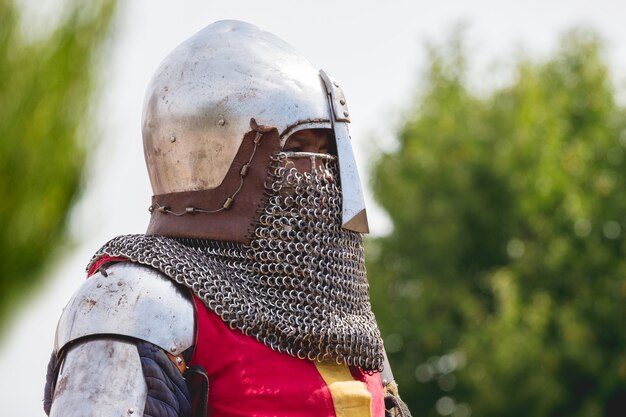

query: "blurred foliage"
(0, 0), (116, 334)
(368, 29), (626, 417)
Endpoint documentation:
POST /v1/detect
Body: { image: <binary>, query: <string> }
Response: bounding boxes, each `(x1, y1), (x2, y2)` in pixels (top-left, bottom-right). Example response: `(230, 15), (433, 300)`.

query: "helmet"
(143, 20), (368, 241)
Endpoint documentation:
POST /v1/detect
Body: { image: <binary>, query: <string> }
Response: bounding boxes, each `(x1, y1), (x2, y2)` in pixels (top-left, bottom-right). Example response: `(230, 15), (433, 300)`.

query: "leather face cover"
(146, 125), (280, 244)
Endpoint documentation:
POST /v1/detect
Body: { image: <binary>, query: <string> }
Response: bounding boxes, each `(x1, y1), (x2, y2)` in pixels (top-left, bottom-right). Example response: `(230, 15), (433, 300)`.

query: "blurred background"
(2, 0), (626, 416)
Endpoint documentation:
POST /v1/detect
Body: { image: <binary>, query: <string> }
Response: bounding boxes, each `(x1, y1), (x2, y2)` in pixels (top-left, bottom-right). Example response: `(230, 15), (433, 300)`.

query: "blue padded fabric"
(137, 340), (192, 417)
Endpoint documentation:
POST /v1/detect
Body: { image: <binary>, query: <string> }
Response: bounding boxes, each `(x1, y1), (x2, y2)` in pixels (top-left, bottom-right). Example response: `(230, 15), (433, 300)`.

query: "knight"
(44, 20), (411, 417)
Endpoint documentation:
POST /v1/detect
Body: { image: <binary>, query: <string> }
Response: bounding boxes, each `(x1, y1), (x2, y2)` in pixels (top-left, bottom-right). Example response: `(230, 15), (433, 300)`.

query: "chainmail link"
(89, 153), (384, 372)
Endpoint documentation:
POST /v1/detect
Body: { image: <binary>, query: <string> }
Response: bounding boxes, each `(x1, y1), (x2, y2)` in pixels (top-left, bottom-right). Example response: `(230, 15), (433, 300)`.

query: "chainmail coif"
(89, 152), (384, 372)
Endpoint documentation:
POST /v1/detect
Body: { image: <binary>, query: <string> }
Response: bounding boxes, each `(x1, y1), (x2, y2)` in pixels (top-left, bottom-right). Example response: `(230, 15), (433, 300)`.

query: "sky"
(2, 0), (626, 413)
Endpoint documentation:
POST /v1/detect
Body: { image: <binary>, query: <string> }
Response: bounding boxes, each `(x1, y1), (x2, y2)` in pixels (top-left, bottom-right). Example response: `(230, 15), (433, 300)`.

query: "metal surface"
(143, 19), (333, 194)
(90, 155), (385, 372)
(49, 339), (147, 417)
(381, 348), (395, 386)
(319, 70), (350, 123)
(55, 263), (194, 356)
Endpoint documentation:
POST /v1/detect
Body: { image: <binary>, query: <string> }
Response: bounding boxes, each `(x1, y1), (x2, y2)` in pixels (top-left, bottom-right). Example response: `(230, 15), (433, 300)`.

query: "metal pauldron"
(55, 262), (194, 356)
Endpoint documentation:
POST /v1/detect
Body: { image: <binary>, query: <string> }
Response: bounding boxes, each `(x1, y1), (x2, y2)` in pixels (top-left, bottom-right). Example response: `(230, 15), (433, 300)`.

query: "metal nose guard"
(319, 70), (369, 233)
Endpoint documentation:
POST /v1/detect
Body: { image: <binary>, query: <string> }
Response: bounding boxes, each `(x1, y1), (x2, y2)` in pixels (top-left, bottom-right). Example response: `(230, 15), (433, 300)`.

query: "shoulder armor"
(55, 262), (194, 355)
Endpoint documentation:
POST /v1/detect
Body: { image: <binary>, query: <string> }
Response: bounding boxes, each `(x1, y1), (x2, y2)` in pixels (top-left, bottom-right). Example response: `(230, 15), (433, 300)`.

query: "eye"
(284, 146), (302, 153)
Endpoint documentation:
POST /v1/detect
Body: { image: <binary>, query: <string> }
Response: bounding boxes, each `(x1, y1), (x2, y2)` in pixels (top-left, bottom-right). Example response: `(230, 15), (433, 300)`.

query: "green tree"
(368, 29), (626, 417)
(0, 0), (117, 333)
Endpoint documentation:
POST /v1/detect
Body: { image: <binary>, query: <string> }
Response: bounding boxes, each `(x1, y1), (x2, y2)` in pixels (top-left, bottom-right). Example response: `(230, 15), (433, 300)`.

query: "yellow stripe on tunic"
(315, 361), (372, 417)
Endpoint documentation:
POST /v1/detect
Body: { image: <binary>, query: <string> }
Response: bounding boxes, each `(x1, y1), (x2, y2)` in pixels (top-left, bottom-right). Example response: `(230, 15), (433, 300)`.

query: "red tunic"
(189, 296), (385, 417)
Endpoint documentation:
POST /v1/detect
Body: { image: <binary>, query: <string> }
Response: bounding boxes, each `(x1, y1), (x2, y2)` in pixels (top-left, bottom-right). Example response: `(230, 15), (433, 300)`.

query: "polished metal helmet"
(143, 20), (368, 239)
